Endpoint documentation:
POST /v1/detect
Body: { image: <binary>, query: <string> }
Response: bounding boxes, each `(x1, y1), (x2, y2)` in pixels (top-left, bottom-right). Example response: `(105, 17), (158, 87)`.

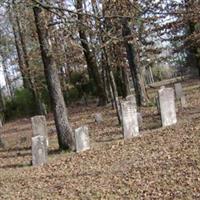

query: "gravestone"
(32, 135), (47, 166)
(31, 115), (48, 146)
(174, 83), (183, 99)
(174, 83), (187, 108)
(121, 100), (139, 139)
(181, 95), (187, 108)
(75, 126), (90, 153)
(95, 113), (103, 124)
(158, 87), (177, 127)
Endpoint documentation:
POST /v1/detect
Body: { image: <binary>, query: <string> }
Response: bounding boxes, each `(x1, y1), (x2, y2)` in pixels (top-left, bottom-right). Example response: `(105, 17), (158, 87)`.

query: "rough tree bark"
(122, 18), (149, 106)
(76, 0), (107, 106)
(33, 4), (75, 151)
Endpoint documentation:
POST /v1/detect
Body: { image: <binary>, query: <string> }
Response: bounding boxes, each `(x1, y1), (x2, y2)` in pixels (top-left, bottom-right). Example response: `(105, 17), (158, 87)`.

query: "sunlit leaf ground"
(0, 79), (200, 199)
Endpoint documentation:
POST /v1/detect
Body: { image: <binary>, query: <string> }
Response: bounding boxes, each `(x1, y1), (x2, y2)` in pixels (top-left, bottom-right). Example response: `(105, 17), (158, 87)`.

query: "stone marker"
(95, 113), (103, 124)
(174, 83), (183, 99)
(32, 135), (47, 166)
(181, 95), (187, 108)
(158, 87), (177, 127)
(174, 83), (187, 108)
(121, 100), (139, 139)
(75, 126), (90, 153)
(31, 115), (48, 146)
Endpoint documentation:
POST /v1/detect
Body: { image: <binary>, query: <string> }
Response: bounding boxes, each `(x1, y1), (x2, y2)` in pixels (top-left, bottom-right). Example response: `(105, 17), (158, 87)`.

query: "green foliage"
(63, 71), (96, 104)
(152, 66), (174, 81)
(4, 89), (37, 120)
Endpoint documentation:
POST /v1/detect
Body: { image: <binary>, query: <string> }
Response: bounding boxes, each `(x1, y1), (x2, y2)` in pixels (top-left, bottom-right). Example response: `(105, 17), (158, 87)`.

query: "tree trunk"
(33, 5), (75, 151)
(76, 0), (107, 106)
(122, 18), (149, 106)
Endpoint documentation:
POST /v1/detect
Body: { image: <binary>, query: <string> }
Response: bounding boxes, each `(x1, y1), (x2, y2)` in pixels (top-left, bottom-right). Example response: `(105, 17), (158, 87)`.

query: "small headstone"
(174, 83), (183, 100)
(95, 113), (103, 124)
(158, 87), (177, 127)
(32, 135), (47, 166)
(121, 100), (139, 139)
(75, 126), (90, 153)
(31, 115), (48, 146)
(181, 95), (187, 108)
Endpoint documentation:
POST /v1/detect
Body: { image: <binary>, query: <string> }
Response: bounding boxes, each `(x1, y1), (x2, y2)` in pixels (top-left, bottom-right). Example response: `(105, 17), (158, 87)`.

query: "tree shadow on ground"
(0, 152), (31, 159)
(0, 163), (31, 169)
(0, 146), (31, 153)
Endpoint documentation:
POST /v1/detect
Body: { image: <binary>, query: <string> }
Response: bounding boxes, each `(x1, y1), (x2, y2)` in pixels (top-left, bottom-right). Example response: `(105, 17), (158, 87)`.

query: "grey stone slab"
(31, 115), (48, 146)
(175, 83), (183, 99)
(121, 100), (139, 139)
(181, 95), (187, 108)
(158, 87), (177, 127)
(95, 113), (103, 124)
(75, 126), (90, 153)
(32, 136), (47, 166)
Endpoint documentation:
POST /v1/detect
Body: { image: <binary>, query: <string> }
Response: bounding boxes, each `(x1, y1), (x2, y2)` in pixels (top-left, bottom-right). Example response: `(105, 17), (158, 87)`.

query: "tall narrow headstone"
(174, 83), (183, 100)
(32, 135), (47, 166)
(31, 115), (48, 146)
(121, 101), (139, 139)
(158, 87), (177, 127)
(75, 126), (90, 153)
(175, 83), (187, 108)
(181, 95), (187, 108)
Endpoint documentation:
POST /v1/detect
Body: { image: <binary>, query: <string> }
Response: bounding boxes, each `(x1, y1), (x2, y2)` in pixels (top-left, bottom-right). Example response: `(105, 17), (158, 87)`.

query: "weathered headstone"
(31, 115), (48, 146)
(32, 135), (47, 166)
(75, 126), (90, 153)
(121, 100), (139, 139)
(174, 83), (187, 108)
(158, 87), (177, 127)
(174, 83), (183, 99)
(95, 113), (103, 124)
(181, 95), (187, 108)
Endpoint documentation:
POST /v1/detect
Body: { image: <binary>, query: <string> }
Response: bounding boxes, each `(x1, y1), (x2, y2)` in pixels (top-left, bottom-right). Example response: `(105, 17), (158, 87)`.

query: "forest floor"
(0, 79), (200, 200)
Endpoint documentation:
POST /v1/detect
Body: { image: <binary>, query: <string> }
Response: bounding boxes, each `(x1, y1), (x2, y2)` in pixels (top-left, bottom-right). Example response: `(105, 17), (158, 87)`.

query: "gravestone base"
(121, 100), (139, 139)
(158, 87), (177, 127)
(32, 136), (47, 166)
(75, 126), (90, 153)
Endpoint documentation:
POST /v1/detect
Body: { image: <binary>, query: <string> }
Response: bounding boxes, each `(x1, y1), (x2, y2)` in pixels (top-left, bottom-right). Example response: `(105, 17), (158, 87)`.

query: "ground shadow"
(0, 146), (31, 153)
(0, 152), (31, 159)
(0, 163), (31, 169)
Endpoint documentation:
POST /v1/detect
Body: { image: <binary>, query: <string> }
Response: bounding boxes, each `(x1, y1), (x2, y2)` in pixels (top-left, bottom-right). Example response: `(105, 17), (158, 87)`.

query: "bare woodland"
(0, 0), (200, 199)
